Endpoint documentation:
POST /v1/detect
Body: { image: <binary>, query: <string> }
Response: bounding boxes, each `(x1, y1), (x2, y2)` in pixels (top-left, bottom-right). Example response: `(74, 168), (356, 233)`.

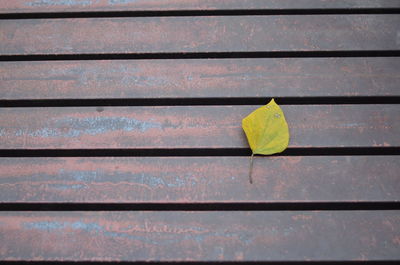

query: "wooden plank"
(0, 156), (399, 203)
(0, 105), (398, 149)
(1, 211), (399, 261)
(1, 0), (399, 14)
(1, 57), (400, 100)
(1, 15), (400, 55)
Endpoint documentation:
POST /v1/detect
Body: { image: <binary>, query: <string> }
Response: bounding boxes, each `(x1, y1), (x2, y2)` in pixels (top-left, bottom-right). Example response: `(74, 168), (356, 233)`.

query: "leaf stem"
(249, 153), (254, 184)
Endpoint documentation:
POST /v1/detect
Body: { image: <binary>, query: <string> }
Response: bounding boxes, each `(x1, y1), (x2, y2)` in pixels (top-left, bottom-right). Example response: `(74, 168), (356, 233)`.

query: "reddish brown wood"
(0, 105), (398, 149)
(1, 58), (399, 100)
(1, 15), (399, 55)
(1, 2), (399, 263)
(0, 156), (399, 203)
(1, 0), (399, 13)
(1, 211), (399, 261)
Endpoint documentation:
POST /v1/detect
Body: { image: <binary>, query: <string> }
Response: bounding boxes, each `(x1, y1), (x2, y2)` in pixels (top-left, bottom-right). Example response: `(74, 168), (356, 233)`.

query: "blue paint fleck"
(343, 123), (365, 128)
(48, 184), (85, 190)
(24, 221), (65, 231)
(26, 0), (92, 7)
(59, 169), (97, 182)
(183, 233), (206, 243)
(23, 221), (102, 233)
(60, 170), (195, 188)
(109, 0), (137, 5)
(133, 173), (195, 188)
(15, 129), (24, 137)
(70, 221), (102, 232)
(120, 75), (170, 87)
(26, 127), (64, 138)
(167, 177), (186, 188)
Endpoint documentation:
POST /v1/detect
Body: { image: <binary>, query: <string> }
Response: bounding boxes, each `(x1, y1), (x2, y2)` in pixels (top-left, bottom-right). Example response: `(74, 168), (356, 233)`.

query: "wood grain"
(1, 57), (400, 100)
(1, 15), (400, 55)
(0, 105), (398, 149)
(0, 156), (399, 203)
(1, 0), (399, 14)
(1, 211), (399, 261)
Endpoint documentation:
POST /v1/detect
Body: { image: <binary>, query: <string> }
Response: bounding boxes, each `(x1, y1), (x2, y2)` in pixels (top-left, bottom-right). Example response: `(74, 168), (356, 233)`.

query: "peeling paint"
(17, 116), (162, 138)
(59, 169), (98, 182)
(23, 221), (66, 231)
(23, 221), (102, 232)
(108, 0), (137, 5)
(20, 219), (254, 247)
(0, 168), (197, 189)
(48, 184), (85, 190)
(26, 221), (102, 233)
(58, 116), (162, 135)
(69, 221), (102, 231)
(22, 221), (170, 245)
(136, 174), (193, 188)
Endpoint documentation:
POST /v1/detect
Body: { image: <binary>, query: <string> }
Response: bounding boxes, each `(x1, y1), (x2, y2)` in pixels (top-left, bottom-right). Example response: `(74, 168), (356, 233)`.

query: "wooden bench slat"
(0, 105), (398, 149)
(2, 57), (399, 100)
(1, 156), (398, 203)
(1, 15), (399, 55)
(1, 0), (399, 13)
(1, 211), (399, 261)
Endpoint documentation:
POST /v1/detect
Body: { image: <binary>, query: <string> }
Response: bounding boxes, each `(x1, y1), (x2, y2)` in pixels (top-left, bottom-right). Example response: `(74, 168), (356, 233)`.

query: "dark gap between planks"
(1, 51), (400, 62)
(1, 202), (399, 211)
(1, 97), (399, 108)
(1, 8), (400, 19)
(0, 147), (398, 157)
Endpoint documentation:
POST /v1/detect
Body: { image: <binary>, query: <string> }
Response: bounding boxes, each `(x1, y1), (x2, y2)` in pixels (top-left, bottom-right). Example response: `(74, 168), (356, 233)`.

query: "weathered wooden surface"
(0, 156), (399, 203)
(0, 105), (398, 149)
(1, 0), (399, 263)
(2, 15), (400, 55)
(2, 57), (400, 100)
(1, 0), (399, 13)
(1, 211), (399, 261)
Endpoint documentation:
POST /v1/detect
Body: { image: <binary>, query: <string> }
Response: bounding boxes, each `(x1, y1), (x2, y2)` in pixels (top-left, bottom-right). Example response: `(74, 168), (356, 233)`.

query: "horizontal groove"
(0, 202), (399, 211)
(1, 51), (400, 61)
(3, 257), (384, 265)
(0, 97), (399, 108)
(0, 147), (398, 157)
(1, 8), (400, 19)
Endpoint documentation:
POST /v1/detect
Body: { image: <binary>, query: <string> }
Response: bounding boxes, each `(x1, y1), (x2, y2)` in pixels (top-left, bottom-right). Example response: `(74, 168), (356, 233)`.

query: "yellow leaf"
(242, 99), (290, 183)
